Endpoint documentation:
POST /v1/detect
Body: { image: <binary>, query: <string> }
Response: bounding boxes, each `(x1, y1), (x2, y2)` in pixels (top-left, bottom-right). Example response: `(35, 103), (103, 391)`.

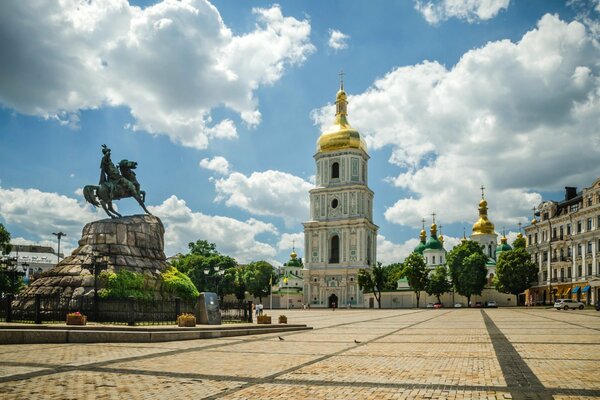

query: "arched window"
(331, 162), (339, 179)
(330, 235), (340, 263)
(488, 244), (492, 257)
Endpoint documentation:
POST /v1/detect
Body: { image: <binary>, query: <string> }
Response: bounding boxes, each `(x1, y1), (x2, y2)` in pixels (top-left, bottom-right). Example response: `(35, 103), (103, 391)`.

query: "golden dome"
(472, 192), (495, 236)
(531, 218), (537, 225)
(290, 250), (297, 260)
(316, 79), (367, 153)
(419, 228), (426, 241)
(517, 232), (523, 239)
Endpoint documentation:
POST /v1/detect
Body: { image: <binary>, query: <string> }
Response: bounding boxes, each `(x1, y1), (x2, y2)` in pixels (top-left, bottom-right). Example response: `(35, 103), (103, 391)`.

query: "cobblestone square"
(1, 308), (599, 399)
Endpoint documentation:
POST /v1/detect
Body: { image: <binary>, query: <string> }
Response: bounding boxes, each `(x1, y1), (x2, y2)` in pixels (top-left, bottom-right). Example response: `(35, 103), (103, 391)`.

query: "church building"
(303, 78), (378, 308)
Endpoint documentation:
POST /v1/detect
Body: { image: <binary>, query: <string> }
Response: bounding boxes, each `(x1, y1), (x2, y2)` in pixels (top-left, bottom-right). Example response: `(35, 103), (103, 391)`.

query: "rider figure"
(99, 145), (135, 198)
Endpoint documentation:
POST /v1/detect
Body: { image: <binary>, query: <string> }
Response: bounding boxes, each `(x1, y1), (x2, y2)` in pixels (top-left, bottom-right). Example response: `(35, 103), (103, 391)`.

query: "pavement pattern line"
(202, 310), (456, 400)
(511, 309), (600, 331)
(482, 310), (550, 400)
(0, 310), (428, 385)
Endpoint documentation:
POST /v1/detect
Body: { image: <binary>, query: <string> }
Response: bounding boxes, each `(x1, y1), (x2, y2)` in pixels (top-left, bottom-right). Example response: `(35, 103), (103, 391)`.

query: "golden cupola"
(317, 76), (367, 153)
(472, 189), (495, 236)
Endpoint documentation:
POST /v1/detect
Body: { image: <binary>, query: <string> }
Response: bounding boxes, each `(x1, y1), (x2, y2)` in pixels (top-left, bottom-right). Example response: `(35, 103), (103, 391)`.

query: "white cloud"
(199, 156), (230, 175)
(415, 0), (510, 24)
(0, 186), (103, 255)
(377, 233), (463, 265)
(214, 170), (313, 227)
(313, 14), (600, 230)
(277, 232), (304, 252)
(149, 195), (278, 263)
(0, 1), (315, 149)
(328, 29), (350, 50)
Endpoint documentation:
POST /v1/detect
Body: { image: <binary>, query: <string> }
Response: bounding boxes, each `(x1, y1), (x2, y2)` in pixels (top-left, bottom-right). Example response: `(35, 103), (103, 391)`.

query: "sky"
(0, 0), (599, 267)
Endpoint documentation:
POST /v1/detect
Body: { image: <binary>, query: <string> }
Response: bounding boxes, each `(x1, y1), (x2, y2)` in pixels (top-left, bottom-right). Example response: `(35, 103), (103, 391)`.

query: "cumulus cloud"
(0, 186), (103, 255)
(149, 195), (278, 263)
(277, 232), (304, 252)
(0, 0), (315, 149)
(214, 170), (313, 227)
(415, 0), (510, 24)
(313, 14), (600, 230)
(199, 156), (230, 175)
(328, 29), (350, 50)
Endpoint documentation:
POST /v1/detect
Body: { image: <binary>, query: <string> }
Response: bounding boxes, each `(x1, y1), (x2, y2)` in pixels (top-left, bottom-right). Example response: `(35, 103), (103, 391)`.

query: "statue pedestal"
(19, 215), (168, 300)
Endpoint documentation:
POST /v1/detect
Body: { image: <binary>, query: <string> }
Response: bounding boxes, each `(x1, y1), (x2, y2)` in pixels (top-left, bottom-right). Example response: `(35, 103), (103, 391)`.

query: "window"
(432, 256), (436, 264)
(587, 241), (592, 254)
(528, 235), (532, 246)
(568, 268), (572, 278)
(578, 265), (582, 277)
(543, 252), (548, 262)
(588, 197), (592, 207)
(568, 247), (572, 258)
(329, 235), (339, 263)
(571, 204), (579, 212)
(559, 226), (563, 240)
(331, 198), (338, 209)
(560, 249), (564, 260)
(567, 224), (571, 235)
(578, 244), (582, 256)
(587, 218), (592, 231)
(331, 162), (339, 179)
(577, 221), (582, 233)
(588, 264), (592, 276)
(534, 233), (538, 243)
(552, 228), (557, 239)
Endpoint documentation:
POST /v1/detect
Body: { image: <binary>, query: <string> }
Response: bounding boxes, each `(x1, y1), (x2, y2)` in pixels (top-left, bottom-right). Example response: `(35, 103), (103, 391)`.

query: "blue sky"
(0, 0), (599, 265)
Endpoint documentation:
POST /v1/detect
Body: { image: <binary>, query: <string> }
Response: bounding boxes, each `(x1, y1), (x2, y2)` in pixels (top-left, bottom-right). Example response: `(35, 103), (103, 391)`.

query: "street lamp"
(52, 232), (66, 263)
(92, 253), (109, 322)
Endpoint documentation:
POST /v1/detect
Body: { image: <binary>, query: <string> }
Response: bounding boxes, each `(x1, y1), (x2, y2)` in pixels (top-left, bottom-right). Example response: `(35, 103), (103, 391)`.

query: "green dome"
(425, 236), (444, 250)
(496, 242), (512, 253)
(414, 241), (427, 254)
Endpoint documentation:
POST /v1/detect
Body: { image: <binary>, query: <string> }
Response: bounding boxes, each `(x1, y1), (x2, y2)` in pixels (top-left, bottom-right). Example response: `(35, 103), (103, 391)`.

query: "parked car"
(596, 301), (600, 311)
(486, 300), (498, 308)
(474, 301), (483, 308)
(554, 299), (585, 310)
(433, 302), (443, 309)
(426, 303), (434, 308)
(453, 303), (463, 308)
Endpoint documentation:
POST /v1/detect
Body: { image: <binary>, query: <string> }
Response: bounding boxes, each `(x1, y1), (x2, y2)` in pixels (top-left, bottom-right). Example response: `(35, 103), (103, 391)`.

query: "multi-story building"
(303, 79), (378, 308)
(524, 178), (600, 306)
(4, 244), (61, 285)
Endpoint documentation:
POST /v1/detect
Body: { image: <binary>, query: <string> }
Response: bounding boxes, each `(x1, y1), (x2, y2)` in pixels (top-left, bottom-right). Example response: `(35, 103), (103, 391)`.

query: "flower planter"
(278, 315), (287, 324)
(177, 314), (196, 327)
(66, 315), (87, 326)
(257, 315), (272, 324)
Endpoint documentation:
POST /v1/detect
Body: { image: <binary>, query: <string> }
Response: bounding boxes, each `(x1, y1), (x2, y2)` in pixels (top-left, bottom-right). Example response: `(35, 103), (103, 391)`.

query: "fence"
(0, 295), (252, 325)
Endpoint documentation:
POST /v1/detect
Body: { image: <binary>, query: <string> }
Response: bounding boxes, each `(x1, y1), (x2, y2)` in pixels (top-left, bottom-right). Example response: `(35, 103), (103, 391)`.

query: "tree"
(188, 240), (218, 257)
(243, 261), (278, 303)
(0, 223), (11, 255)
(400, 253), (429, 308)
(384, 262), (404, 290)
(426, 265), (452, 304)
(512, 236), (526, 249)
(495, 247), (538, 299)
(357, 262), (386, 308)
(161, 266), (199, 300)
(447, 240), (488, 307)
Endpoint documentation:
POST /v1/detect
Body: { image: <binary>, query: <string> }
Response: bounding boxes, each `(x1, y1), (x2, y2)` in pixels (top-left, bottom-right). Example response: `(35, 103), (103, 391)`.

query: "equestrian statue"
(83, 145), (152, 218)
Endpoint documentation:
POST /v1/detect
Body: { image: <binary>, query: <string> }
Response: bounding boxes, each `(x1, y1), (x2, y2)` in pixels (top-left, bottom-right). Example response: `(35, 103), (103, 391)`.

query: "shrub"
(98, 270), (152, 300)
(161, 266), (199, 300)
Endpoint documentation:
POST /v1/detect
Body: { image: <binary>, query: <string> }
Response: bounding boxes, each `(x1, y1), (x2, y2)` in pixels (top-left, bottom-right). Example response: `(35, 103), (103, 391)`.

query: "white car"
(426, 303), (434, 308)
(453, 303), (463, 308)
(554, 299), (585, 310)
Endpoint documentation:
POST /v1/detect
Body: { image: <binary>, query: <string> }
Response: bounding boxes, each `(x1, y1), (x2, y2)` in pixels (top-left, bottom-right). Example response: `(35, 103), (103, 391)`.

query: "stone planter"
(66, 314), (87, 325)
(278, 315), (287, 324)
(177, 314), (196, 327)
(257, 315), (271, 324)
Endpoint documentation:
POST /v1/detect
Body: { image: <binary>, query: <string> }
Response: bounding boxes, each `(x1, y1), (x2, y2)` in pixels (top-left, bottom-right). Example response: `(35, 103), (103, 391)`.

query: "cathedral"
(302, 79), (378, 308)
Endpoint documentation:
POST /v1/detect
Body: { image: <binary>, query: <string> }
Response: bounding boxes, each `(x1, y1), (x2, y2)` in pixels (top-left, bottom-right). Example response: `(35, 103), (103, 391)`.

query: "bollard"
(34, 294), (41, 324)
(127, 296), (135, 326)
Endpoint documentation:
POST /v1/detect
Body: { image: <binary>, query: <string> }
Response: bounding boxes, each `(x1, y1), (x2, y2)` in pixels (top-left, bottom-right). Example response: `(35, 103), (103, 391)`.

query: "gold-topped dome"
(472, 186), (495, 236)
(290, 250), (297, 260)
(317, 75), (367, 153)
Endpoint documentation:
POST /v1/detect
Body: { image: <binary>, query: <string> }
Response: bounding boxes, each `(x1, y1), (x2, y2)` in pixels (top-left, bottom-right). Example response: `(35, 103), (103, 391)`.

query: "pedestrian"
(332, 301), (336, 311)
(258, 303), (263, 316)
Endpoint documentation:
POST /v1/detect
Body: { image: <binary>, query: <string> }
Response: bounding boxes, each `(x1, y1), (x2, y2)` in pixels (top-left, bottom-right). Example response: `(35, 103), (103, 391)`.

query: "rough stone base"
(16, 215), (169, 303)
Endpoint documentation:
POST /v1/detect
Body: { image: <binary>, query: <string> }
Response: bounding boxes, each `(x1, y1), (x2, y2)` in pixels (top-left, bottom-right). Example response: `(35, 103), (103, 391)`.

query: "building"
(303, 79), (378, 308)
(4, 244), (61, 285)
(414, 217), (446, 269)
(524, 179), (600, 306)
(270, 248), (304, 309)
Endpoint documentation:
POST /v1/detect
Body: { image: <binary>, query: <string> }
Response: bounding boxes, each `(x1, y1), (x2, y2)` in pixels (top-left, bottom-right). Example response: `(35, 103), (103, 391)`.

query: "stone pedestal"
(18, 215), (168, 301)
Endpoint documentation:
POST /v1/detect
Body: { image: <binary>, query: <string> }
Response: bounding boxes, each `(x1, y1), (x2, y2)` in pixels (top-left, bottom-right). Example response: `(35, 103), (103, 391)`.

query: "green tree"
(384, 262), (404, 290)
(358, 262), (386, 308)
(447, 240), (488, 307)
(426, 265), (452, 304)
(161, 266), (199, 300)
(0, 223), (11, 255)
(495, 247), (538, 299)
(243, 261), (277, 303)
(188, 240), (218, 256)
(98, 270), (152, 300)
(512, 236), (526, 249)
(400, 253), (429, 308)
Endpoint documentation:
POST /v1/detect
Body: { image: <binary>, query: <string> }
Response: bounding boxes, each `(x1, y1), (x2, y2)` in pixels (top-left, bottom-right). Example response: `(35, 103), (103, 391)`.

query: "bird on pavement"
(278, 336), (285, 341)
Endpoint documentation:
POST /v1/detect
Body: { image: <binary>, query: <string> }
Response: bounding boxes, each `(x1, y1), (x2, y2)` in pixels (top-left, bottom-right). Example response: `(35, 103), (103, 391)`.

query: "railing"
(0, 294), (252, 325)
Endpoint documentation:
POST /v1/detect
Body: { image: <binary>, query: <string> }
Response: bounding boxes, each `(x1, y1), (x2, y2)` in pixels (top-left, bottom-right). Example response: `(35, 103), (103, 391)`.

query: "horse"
(83, 160), (152, 218)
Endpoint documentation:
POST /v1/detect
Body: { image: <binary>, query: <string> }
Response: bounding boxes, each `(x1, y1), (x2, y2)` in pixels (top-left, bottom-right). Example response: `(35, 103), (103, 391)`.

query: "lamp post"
(52, 232), (66, 263)
(92, 254), (108, 322)
(21, 262), (29, 285)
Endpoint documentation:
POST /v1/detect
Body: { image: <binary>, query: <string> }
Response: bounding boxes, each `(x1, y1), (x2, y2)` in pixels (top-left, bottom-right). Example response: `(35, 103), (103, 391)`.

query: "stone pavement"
(0, 308), (599, 399)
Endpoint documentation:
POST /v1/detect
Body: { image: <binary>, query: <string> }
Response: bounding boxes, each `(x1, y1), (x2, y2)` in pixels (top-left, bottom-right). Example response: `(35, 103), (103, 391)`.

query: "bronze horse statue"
(83, 146), (152, 218)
